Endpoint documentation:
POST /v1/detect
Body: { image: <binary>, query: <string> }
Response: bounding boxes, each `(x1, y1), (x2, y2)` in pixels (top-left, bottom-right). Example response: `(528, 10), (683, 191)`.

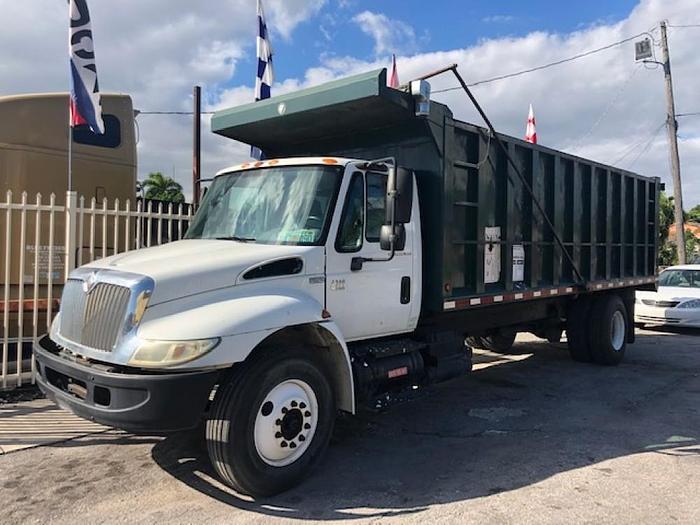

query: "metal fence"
(0, 190), (193, 389)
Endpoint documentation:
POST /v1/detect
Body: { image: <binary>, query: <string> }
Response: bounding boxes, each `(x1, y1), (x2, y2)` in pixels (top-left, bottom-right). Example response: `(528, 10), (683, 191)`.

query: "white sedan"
(635, 265), (700, 328)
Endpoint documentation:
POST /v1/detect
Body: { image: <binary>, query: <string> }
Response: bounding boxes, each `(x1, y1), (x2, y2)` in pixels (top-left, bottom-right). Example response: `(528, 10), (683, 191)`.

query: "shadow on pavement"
(150, 333), (700, 520)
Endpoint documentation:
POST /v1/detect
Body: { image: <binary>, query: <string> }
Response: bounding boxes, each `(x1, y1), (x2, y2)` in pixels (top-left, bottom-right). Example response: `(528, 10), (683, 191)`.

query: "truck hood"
(85, 239), (320, 305)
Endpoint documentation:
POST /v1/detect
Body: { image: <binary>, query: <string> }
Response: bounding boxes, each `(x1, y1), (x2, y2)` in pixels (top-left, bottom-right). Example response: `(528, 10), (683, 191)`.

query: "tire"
(588, 294), (628, 366)
(206, 347), (336, 496)
(466, 336), (486, 349)
(467, 333), (516, 353)
(566, 297), (593, 362)
(481, 333), (516, 353)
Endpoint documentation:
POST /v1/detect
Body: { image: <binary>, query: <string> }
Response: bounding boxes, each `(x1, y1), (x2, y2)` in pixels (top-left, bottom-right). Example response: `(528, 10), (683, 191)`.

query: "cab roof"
(215, 157), (355, 176)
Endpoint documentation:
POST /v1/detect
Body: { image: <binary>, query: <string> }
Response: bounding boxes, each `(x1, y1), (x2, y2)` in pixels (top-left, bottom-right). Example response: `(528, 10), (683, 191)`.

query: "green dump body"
(212, 69), (660, 317)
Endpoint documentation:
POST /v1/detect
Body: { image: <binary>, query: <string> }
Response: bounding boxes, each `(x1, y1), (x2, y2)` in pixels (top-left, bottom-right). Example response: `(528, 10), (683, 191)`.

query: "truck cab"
(35, 154), (425, 496)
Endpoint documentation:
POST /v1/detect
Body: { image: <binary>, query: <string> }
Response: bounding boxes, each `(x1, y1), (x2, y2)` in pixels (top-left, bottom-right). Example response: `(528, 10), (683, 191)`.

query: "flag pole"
(68, 104), (73, 192)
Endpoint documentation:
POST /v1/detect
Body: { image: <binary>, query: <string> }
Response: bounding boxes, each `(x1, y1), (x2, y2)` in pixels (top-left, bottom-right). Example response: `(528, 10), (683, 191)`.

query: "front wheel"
(206, 348), (336, 496)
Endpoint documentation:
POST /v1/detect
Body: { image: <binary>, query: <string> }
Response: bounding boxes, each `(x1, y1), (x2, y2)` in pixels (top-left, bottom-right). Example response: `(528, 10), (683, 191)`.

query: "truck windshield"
(185, 165), (341, 245)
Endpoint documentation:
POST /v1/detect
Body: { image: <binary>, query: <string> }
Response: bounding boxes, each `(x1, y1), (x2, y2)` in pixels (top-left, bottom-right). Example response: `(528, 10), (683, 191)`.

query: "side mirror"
(384, 167), (414, 225)
(380, 224), (406, 251)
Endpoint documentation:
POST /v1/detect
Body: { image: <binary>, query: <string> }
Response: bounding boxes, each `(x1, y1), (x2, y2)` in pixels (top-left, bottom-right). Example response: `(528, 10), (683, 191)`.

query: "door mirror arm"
(350, 163), (412, 271)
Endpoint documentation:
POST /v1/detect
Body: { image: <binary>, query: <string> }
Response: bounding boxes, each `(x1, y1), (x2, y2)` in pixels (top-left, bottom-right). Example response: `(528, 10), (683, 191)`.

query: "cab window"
(335, 173), (364, 252)
(366, 172), (388, 242)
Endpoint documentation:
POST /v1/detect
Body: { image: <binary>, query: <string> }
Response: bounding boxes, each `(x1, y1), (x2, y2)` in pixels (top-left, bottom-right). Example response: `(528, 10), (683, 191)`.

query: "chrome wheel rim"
(253, 379), (318, 467)
(611, 310), (626, 351)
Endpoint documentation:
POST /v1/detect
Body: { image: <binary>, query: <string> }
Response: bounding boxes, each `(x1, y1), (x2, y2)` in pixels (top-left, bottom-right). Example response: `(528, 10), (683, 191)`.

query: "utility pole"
(192, 85), (202, 207)
(660, 21), (686, 264)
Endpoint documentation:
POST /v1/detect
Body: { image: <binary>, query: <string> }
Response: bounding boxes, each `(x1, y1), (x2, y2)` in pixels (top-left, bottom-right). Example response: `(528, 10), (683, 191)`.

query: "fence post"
(65, 190), (78, 281)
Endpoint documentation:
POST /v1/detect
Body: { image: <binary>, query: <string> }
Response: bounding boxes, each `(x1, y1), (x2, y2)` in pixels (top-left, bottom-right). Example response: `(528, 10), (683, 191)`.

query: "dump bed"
(212, 69), (660, 316)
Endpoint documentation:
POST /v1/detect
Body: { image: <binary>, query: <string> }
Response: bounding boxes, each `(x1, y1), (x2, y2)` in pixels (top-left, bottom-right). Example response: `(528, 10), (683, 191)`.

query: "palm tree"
(140, 172), (185, 203)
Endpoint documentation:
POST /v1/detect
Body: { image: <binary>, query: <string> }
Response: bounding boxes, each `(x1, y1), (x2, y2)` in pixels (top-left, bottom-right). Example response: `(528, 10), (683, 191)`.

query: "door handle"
(350, 257), (365, 272)
(401, 276), (411, 304)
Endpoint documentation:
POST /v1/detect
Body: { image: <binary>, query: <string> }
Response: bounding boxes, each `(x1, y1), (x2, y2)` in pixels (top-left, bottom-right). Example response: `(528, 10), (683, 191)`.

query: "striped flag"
(525, 104), (537, 144)
(389, 54), (399, 88)
(69, 0), (104, 134)
(251, 0), (273, 159)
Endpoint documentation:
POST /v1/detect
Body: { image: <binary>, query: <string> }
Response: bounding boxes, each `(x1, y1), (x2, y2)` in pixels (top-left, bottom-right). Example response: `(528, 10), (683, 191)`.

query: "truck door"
(326, 167), (419, 340)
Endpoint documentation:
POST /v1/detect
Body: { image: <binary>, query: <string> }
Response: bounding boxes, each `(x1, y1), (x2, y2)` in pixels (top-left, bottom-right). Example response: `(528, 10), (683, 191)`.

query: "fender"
(138, 286), (355, 412)
(139, 285), (326, 340)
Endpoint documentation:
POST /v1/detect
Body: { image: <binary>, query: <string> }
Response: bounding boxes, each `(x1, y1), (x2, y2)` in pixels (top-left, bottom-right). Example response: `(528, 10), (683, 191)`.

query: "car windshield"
(658, 269), (700, 288)
(185, 165), (341, 245)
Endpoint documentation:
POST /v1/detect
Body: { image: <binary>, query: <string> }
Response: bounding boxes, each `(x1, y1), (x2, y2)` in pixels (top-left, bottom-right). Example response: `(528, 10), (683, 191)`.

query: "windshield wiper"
(215, 235), (257, 242)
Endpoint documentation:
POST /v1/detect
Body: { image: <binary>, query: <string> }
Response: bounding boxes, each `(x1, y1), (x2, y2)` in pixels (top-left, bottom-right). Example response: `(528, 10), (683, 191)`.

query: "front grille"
(641, 299), (680, 308)
(59, 279), (131, 351)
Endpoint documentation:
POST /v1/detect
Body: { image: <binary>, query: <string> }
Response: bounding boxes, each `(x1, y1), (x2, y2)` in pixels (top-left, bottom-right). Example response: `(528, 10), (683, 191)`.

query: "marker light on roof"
(411, 79), (431, 117)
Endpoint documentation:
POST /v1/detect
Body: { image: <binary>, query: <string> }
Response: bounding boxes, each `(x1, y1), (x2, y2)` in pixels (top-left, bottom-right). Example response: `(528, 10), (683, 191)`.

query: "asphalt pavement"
(1, 328), (699, 524)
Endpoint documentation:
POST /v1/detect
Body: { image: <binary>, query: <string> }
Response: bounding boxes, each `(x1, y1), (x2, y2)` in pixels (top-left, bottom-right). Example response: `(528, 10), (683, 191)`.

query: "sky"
(1, 0), (699, 206)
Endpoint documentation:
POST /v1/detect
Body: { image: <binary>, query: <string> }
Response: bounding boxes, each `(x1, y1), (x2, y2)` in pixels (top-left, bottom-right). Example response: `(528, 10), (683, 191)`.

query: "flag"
(389, 54), (400, 88)
(251, 0), (274, 160)
(69, 0), (104, 134)
(525, 104), (537, 144)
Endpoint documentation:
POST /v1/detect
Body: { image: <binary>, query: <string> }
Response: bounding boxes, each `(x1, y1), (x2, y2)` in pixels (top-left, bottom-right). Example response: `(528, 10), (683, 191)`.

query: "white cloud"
(0, 0), (324, 199)
(352, 10), (417, 56)
(267, 0), (326, 40)
(283, 0), (700, 205)
(482, 15), (515, 23)
(2, 0), (700, 207)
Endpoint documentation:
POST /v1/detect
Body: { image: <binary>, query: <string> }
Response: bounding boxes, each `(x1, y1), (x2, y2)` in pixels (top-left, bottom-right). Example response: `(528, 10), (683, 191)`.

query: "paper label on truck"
(484, 227), (501, 284)
(513, 244), (525, 282)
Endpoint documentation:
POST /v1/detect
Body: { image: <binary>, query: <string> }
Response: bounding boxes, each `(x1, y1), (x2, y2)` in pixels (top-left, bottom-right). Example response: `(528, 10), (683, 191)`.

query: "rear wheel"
(466, 336), (487, 349)
(206, 348), (336, 496)
(566, 297), (593, 362)
(589, 295), (628, 366)
(467, 333), (516, 353)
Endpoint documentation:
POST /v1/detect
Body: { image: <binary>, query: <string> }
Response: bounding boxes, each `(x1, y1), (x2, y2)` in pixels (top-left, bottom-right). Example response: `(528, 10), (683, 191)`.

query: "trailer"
(0, 93), (137, 382)
(34, 68), (659, 496)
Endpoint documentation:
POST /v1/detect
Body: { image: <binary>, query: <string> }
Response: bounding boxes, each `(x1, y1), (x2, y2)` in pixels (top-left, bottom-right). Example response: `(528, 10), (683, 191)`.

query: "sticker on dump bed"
(484, 227), (501, 284)
(513, 244), (525, 282)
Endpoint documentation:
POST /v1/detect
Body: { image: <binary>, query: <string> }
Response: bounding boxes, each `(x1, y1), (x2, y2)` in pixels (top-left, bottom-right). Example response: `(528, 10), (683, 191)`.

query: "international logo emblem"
(82, 272), (98, 294)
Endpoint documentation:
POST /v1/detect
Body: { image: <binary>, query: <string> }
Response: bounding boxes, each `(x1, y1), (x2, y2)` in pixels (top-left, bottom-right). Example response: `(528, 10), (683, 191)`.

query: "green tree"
(687, 204), (700, 224)
(657, 192), (676, 266)
(140, 172), (185, 203)
(658, 192), (674, 245)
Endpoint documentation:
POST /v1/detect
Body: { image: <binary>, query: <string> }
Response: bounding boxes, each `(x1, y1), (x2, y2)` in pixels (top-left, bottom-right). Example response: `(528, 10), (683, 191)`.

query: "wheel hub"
(611, 310), (626, 351)
(279, 407), (304, 440)
(254, 379), (318, 466)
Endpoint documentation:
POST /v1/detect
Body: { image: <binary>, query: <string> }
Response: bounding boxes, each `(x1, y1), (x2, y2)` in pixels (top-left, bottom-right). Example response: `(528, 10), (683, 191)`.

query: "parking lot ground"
(1, 328), (699, 524)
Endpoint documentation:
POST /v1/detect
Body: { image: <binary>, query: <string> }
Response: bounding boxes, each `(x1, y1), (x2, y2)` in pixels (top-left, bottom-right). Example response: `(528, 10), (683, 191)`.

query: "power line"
(432, 31), (653, 93)
(677, 112), (700, 117)
(625, 123), (666, 169)
(569, 64), (643, 153)
(667, 24), (700, 28)
(135, 111), (215, 115)
(609, 121), (665, 167)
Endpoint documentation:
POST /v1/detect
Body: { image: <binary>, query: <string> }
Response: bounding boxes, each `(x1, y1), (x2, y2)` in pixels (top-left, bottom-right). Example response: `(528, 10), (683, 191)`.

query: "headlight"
(677, 299), (700, 309)
(128, 338), (220, 367)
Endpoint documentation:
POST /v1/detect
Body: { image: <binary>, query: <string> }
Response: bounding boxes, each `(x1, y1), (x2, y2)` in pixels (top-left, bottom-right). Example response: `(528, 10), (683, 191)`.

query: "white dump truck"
(35, 70), (659, 496)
